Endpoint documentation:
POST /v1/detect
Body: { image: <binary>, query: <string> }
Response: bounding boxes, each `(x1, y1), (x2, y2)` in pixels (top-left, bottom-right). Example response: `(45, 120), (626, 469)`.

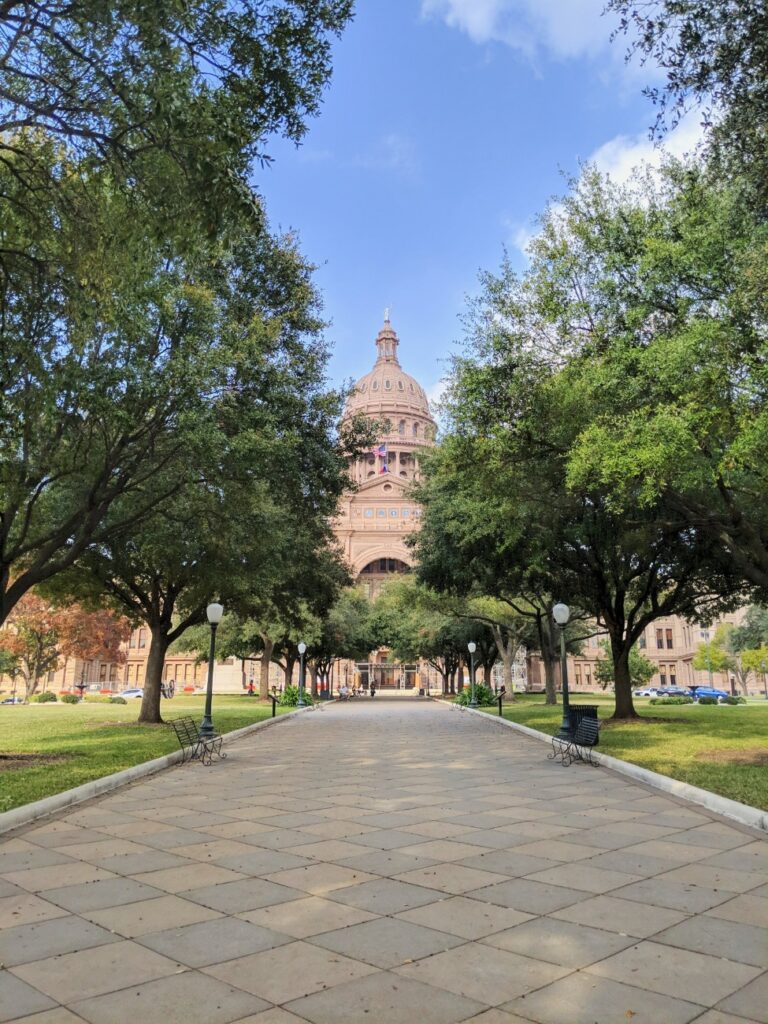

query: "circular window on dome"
(384, 379), (392, 390)
(383, 483), (392, 492)
(371, 380), (379, 391)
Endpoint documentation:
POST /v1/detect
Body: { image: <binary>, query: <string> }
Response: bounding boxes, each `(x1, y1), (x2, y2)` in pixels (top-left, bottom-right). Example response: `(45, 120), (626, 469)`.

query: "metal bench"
(548, 717), (600, 767)
(170, 716), (225, 766)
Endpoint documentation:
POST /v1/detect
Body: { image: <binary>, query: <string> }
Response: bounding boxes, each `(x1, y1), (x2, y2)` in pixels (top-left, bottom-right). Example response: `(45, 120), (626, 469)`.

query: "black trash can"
(568, 705), (599, 744)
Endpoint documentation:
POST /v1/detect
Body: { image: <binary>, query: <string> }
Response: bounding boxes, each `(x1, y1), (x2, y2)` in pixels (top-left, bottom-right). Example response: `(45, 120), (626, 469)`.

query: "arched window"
(384, 379), (392, 391)
(398, 420), (405, 435)
(413, 422), (419, 437)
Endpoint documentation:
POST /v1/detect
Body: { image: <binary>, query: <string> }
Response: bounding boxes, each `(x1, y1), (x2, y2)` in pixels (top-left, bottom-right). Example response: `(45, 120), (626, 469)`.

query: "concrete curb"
(449, 702), (768, 834)
(0, 704), (315, 837)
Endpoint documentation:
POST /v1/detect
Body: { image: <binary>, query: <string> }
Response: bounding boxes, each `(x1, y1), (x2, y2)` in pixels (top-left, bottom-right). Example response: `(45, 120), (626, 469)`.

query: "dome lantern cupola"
(375, 310), (400, 364)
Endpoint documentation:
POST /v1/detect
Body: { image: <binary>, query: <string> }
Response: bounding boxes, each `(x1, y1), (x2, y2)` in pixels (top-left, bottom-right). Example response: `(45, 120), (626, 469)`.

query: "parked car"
(1, 696), (23, 704)
(121, 688), (144, 699)
(656, 687), (690, 697)
(689, 686), (730, 703)
(633, 687), (662, 697)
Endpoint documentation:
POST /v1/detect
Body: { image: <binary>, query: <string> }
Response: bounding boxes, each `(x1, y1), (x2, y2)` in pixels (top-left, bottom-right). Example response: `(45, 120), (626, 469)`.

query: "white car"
(121, 688), (144, 699)
(633, 687), (662, 697)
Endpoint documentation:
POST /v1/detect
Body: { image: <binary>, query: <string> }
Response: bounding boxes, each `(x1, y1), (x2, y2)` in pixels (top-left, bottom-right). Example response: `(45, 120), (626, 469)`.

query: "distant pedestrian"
(247, 681), (255, 697)
(370, 682), (377, 698)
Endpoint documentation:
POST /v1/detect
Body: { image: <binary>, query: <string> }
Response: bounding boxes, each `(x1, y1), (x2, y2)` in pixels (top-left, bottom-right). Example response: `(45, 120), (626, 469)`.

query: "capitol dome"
(345, 317), (431, 419)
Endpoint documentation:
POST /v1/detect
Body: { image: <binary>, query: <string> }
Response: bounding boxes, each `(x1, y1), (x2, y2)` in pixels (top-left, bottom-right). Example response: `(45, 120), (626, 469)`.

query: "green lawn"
(0, 695), (290, 814)
(480, 694), (768, 811)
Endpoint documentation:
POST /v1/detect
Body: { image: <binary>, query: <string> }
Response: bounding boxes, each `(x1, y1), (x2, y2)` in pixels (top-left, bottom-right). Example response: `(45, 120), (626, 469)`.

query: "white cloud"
(421, 0), (613, 59)
(352, 133), (421, 179)
(589, 113), (706, 185)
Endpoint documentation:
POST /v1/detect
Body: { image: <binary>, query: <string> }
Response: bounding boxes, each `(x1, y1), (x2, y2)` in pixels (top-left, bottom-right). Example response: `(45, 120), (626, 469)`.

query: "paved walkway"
(1, 699), (767, 1024)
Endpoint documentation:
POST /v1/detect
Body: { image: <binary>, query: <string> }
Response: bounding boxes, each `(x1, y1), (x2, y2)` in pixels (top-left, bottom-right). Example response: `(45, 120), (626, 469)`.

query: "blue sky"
(258, 0), (700, 404)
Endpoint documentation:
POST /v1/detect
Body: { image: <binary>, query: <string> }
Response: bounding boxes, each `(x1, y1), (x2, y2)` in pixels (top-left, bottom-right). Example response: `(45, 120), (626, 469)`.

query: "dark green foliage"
(278, 685), (313, 706)
(455, 683), (496, 706)
(61, 694), (80, 704)
(649, 696), (694, 705)
(34, 692), (57, 703)
(109, 696), (127, 705)
(697, 696), (719, 705)
(722, 696), (747, 705)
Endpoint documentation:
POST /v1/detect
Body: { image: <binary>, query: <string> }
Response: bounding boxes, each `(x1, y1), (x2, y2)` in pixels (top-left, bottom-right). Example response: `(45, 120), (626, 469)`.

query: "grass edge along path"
(0, 695), (291, 814)
(480, 695), (768, 812)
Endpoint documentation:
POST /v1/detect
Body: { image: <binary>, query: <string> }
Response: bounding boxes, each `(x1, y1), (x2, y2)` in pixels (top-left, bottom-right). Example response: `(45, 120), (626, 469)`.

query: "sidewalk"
(1, 699), (766, 1023)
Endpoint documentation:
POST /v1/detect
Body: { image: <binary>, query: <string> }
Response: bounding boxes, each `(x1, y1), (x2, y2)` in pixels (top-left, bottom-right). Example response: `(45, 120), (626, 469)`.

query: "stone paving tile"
(283, 838), (371, 861)
(716, 972), (768, 1021)
(2, 863), (117, 892)
(136, 916), (290, 967)
(701, 841), (768, 872)
(608, 877), (736, 913)
(550, 892), (689, 937)
(263, 862), (376, 894)
(705, 893), (768, 927)
(0, 892), (68, 928)
(24, 828), (111, 849)
(203, 940), (379, 1004)
(468, 878), (590, 914)
(230, 1010), (309, 1024)
(178, 877), (305, 915)
(10, 940), (180, 1004)
(170, 839), (259, 862)
(0, 914), (118, 966)
(240, 894), (376, 937)
(395, 839), (493, 861)
(0, 848), (75, 875)
(503, 838), (600, 862)
(284, 971), (485, 1024)
(69, 970), (270, 1024)
(399, 820), (479, 839)
(655, 914), (768, 968)
(457, 850), (558, 877)
(396, 895), (533, 939)
(0, 972), (57, 1022)
(689, 1012), (764, 1024)
(586, 940), (762, 1005)
(525, 862), (642, 894)
(503, 971), (705, 1024)
(481, 916), (635, 967)
(131, 863), (245, 893)
(309, 915), (465, 968)
(338, 829), (427, 850)
(325, 877), (443, 915)
(335, 847), (440, 876)
(655, 862), (766, 892)
(11, 1009), (87, 1024)
(393, 862), (509, 894)
(49, 838), (149, 862)
(460, 1012), (537, 1024)
(82, 893), (223, 936)
(212, 849), (312, 875)
(394, 942), (570, 1006)
(41, 876), (162, 913)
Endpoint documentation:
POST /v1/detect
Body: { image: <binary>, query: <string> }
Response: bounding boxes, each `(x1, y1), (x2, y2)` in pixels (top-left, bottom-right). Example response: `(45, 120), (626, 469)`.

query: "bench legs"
(548, 735), (598, 767)
(191, 734), (226, 766)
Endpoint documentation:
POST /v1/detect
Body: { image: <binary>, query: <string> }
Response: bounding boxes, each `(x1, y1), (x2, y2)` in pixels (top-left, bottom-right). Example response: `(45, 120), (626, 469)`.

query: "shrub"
(61, 693), (80, 704)
(722, 695), (746, 705)
(34, 691), (57, 703)
(108, 696), (127, 704)
(697, 696), (719, 705)
(649, 696), (694, 705)
(455, 683), (496, 707)
(278, 685), (313, 706)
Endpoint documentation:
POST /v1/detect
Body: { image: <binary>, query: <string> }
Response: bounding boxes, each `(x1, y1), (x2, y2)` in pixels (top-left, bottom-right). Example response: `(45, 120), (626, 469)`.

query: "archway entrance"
(354, 655), (419, 691)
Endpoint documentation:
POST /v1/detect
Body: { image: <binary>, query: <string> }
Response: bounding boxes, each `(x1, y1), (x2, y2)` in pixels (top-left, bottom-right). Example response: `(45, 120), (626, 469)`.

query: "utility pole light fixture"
(200, 602), (224, 739)
(468, 641), (477, 708)
(552, 603), (572, 739)
(297, 642), (307, 708)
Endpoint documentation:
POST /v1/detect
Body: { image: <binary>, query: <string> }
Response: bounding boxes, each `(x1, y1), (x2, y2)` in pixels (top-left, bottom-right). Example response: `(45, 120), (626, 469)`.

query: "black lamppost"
(297, 642), (307, 707)
(553, 602), (572, 739)
(199, 602), (223, 739)
(468, 641), (477, 708)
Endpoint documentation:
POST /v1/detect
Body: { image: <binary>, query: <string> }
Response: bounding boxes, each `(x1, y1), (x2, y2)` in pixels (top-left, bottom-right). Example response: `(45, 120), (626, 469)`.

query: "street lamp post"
(552, 603), (572, 739)
(762, 660), (767, 701)
(199, 602), (224, 739)
(297, 642), (307, 707)
(468, 642), (477, 708)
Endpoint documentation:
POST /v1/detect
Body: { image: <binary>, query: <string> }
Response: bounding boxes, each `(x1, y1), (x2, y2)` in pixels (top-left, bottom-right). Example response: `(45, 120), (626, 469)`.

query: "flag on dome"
(379, 463), (389, 474)
(373, 443), (387, 456)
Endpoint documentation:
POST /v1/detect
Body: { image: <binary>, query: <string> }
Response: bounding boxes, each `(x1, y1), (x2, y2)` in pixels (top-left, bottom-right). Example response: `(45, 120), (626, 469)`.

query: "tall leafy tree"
(0, 1), (354, 232)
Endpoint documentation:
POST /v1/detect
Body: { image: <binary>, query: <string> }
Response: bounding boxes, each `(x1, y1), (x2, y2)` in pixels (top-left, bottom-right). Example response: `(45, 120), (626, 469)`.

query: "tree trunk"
(538, 615), (558, 705)
(284, 656), (296, 688)
(611, 638), (638, 720)
(259, 636), (274, 699)
(457, 663), (464, 692)
(491, 625), (516, 699)
(138, 626), (170, 724)
(309, 662), (318, 697)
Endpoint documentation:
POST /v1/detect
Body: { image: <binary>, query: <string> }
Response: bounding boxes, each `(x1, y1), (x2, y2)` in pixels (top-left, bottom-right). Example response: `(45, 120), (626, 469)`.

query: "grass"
(479, 694), (768, 811)
(0, 695), (291, 814)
